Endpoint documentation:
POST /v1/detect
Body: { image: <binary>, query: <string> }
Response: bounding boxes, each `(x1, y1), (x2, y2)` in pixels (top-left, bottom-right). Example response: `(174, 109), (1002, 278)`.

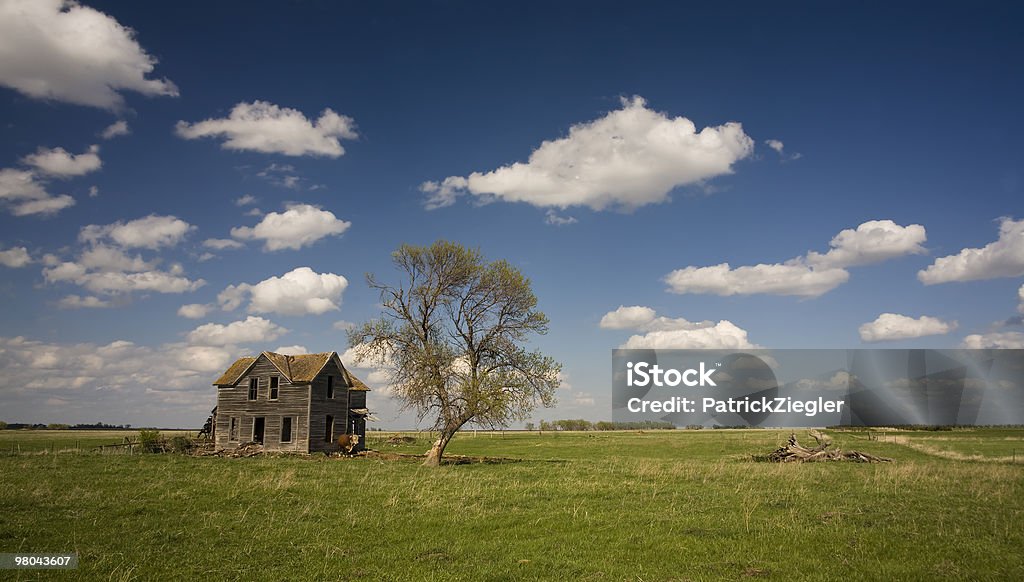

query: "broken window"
(269, 376), (279, 400)
(325, 415), (334, 442)
(281, 417), (292, 443)
(326, 375), (334, 399)
(248, 377), (259, 400)
(229, 417), (238, 441)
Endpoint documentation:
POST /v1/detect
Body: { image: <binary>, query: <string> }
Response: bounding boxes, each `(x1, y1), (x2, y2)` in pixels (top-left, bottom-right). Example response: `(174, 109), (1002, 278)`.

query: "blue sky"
(1, 0), (1022, 428)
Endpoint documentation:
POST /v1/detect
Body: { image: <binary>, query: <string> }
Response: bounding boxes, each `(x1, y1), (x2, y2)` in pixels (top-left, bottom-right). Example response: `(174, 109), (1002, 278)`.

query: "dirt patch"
(890, 436), (1017, 463)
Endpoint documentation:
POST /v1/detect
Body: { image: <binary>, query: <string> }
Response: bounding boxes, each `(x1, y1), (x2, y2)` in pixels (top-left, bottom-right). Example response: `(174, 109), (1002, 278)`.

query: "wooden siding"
(308, 358), (366, 453)
(215, 356), (310, 452)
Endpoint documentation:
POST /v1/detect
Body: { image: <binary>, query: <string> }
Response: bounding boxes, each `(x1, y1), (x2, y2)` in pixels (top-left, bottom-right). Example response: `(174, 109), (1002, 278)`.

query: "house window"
(281, 417), (293, 443)
(325, 415), (334, 442)
(326, 375), (334, 399)
(229, 417), (238, 441)
(252, 417), (265, 445)
(269, 376), (279, 400)
(248, 377), (259, 400)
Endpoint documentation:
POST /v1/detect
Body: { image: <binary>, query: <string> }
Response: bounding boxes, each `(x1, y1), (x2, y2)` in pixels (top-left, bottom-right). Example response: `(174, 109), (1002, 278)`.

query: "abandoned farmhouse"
(211, 351), (369, 453)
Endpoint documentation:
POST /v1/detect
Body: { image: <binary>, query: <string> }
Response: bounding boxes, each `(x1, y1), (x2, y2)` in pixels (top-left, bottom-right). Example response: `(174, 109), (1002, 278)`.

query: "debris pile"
(194, 441), (265, 458)
(759, 431), (892, 463)
(197, 406), (217, 440)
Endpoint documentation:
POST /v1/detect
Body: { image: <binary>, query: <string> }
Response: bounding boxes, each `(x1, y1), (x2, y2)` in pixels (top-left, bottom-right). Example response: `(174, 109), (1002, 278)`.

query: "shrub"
(138, 429), (163, 453)
(169, 436), (195, 454)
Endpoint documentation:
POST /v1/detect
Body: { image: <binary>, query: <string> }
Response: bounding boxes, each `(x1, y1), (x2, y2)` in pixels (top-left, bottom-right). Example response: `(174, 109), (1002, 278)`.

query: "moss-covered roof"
(213, 351), (370, 391)
(343, 367), (370, 391)
(212, 357), (257, 386)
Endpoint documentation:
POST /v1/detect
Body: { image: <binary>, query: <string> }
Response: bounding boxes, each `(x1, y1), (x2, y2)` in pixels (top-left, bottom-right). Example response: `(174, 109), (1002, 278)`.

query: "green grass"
(833, 428), (1024, 461)
(0, 430), (195, 453)
(1, 429), (1023, 580)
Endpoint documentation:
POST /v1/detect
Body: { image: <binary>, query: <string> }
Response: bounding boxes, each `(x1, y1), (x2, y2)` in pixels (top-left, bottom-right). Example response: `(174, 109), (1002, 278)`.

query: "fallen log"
(757, 431), (892, 463)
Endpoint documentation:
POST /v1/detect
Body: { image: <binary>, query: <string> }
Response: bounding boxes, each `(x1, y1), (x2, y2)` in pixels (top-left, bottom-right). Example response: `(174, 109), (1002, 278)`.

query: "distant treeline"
(526, 419), (676, 431)
(829, 424), (1024, 431)
(0, 422), (132, 430)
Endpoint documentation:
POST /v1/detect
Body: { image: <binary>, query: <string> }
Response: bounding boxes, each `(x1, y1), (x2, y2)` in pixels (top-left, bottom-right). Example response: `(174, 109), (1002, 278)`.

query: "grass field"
(0, 430), (195, 454)
(1, 429), (1023, 580)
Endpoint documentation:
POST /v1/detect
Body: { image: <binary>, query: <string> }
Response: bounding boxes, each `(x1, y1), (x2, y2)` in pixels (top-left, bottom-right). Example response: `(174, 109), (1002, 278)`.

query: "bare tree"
(349, 240), (561, 466)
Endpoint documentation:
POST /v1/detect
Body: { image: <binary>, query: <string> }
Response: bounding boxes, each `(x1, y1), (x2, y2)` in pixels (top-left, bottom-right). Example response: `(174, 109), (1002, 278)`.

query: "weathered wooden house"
(211, 351), (369, 453)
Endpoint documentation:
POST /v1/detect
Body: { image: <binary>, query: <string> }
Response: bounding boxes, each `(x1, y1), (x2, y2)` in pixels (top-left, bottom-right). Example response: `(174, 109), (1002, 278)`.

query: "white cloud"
(43, 243), (203, 296)
(961, 332), (1024, 349)
(0, 0), (178, 110)
(621, 321), (759, 350)
(186, 316), (287, 347)
(88, 185), (99, 197)
(100, 120), (130, 139)
(421, 96), (754, 211)
(918, 217), (1024, 284)
(420, 176), (468, 211)
(764, 139), (801, 161)
(339, 344), (374, 368)
(22, 145), (101, 177)
(177, 303), (211, 319)
(234, 194), (257, 206)
(11, 194), (75, 216)
(666, 219), (926, 298)
(0, 167), (75, 216)
(665, 262), (850, 298)
(332, 320), (355, 331)
(219, 267), (348, 316)
(46, 267), (204, 295)
(203, 238), (244, 250)
(340, 343), (396, 396)
(0, 168), (49, 200)
(0, 142), (100, 215)
(544, 210), (577, 226)
(1019, 284), (1024, 314)
(599, 305), (657, 330)
(0, 336), (234, 404)
(216, 284), (248, 312)
(80, 214), (194, 249)
(557, 371), (573, 391)
(0, 246), (31, 268)
(78, 245), (154, 272)
(273, 345), (308, 355)
(175, 101), (357, 157)
(230, 204), (350, 251)
(806, 220), (927, 269)
(572, 391), (595, 407)
(57, 294), (110, 309)
(858, 313), (957, 343)
(599, 305), (759, 349)
(256, 163), (303, 189)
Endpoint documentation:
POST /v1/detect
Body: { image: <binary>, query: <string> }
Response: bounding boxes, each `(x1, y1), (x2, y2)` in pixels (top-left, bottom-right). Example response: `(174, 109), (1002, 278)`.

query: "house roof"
(213, 357), (257, 386)
(213, 351), (370, 390)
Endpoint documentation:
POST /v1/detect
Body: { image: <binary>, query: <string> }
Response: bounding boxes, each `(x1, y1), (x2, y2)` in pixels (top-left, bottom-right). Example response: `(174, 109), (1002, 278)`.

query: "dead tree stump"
(759, 431), (892, 463)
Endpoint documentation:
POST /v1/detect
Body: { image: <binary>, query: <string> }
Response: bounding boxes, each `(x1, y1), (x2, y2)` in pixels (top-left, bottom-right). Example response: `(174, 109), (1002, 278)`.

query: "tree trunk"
(423, 429), (455, 467)
(761, 432), (892, 463)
